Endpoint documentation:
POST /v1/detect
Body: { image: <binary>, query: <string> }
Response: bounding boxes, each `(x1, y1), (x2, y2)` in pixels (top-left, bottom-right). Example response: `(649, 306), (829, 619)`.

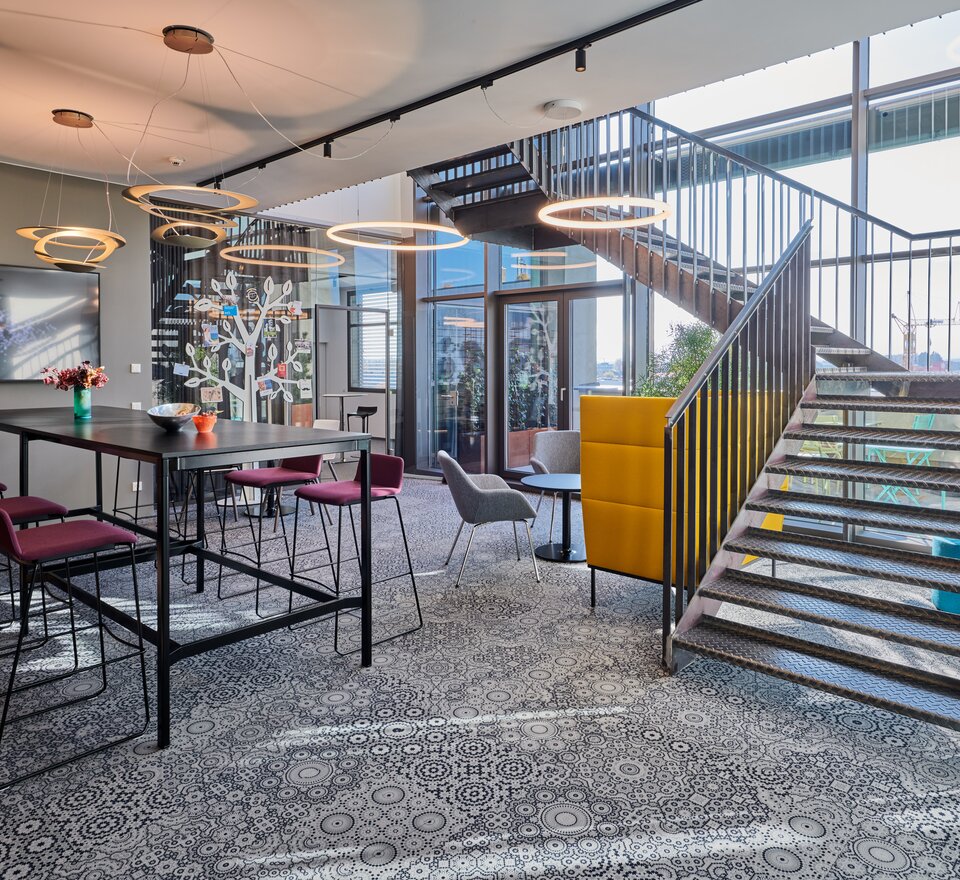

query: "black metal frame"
(1, 410), (374, 750)
(660, 223), (814, 663)
(0, 545), (149, 789)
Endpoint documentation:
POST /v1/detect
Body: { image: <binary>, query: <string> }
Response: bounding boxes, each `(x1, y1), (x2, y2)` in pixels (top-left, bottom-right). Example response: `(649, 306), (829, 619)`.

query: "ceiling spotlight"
(323, 141), (332, 158)
(575, 45), (588, 73)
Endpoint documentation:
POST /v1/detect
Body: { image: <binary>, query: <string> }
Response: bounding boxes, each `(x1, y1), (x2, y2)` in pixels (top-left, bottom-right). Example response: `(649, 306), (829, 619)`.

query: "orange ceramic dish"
(192, 413), (217, 433)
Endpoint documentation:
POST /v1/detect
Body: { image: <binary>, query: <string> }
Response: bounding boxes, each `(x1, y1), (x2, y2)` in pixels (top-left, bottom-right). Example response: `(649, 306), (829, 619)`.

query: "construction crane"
(891, 305), (960, 370)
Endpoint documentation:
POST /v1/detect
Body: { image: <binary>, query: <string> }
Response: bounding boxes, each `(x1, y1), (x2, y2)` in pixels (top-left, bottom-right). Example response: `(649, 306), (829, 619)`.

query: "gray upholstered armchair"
(530, 430), (581, 542)
(437, 451), (540, 587)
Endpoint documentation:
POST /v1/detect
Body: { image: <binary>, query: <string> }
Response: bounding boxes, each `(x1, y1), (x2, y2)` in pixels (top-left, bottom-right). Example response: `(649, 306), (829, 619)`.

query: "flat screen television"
(0, 265), (100, 381)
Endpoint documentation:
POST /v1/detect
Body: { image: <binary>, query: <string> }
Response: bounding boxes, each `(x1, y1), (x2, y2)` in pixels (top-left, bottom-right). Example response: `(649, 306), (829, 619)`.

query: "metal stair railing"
(661, 222), (813, 662)
(512, 108), (960, 369)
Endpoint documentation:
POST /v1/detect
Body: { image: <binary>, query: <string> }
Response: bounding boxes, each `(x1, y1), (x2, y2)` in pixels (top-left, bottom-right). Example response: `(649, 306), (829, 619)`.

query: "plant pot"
(193, 413), (218, 434)
(73, 387), (92, 420)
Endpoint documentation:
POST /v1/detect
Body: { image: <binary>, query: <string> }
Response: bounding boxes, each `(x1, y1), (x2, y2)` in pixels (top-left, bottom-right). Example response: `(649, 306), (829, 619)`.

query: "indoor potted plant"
(40, 360), (109, 420)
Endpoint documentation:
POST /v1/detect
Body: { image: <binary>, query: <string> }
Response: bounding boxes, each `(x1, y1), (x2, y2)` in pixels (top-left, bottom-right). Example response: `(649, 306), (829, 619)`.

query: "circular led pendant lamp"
(511, 250), (597, 271)
(219, 245), (346, 270)
(153, 218), (238, 249)
(17, 226), (126, 273)
(16, 109), (126, 272)
(538, 196), (671, 230)
(326, 221), (469, 252)
(123, 184), (258, 215)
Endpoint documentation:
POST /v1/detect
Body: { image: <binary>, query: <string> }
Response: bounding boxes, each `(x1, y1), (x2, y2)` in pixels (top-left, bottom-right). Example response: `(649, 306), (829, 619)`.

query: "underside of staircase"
(672, 371), (960, 731)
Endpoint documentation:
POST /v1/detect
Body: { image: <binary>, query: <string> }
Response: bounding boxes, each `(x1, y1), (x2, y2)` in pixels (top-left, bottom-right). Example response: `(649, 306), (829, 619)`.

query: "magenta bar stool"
(213, 455), (326, 616)
(291, 453), (422, 650)
(0, 509), (149, 788)
(0, 494), (69, 635)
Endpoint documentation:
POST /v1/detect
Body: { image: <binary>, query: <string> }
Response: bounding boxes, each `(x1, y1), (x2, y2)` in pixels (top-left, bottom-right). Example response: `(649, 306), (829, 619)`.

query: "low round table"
(520, 473), (585, 563)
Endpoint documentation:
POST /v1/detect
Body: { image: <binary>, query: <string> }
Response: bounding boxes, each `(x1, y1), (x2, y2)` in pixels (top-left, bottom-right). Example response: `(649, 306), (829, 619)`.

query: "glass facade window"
(348, 289), (399, 391)
(869, 10), (960, 87)
(654, 45), (852, 132)
(497, 244), (621, 289)
(433, 239), (485, 292)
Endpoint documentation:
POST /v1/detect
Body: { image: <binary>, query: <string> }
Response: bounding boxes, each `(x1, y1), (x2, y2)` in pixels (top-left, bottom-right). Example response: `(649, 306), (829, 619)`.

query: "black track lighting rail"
(197, 0), (704, 187)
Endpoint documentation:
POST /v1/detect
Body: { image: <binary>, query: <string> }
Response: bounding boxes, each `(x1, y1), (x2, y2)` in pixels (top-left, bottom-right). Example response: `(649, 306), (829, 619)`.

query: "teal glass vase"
(73, 387), (92, 420)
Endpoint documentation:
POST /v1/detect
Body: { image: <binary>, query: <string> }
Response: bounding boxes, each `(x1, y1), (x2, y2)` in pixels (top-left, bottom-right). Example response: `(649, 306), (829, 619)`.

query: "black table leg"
(195, 470), (205, 595)
(561, 490), (572, 554)
(359, 445), (372, 667)
(18, 433), (28, 496)
(533, 487), (586, 563)
(95, 452), (103, 520)
(156, 459), (171, 747)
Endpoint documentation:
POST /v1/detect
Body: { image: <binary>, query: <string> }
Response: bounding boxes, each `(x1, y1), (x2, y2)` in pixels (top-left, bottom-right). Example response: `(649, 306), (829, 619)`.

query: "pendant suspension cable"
(127, 53), (193, 184)
(214, 46), (395, 164)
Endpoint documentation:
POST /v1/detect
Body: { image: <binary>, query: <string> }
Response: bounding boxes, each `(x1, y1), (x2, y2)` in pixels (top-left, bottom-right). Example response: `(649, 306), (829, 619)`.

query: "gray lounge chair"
(437, 450), (540, 587)
(530, 430), (580, 542)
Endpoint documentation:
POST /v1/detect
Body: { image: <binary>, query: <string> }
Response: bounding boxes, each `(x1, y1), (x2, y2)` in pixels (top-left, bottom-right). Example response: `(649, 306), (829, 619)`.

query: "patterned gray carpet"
(0, 478), (958, 879)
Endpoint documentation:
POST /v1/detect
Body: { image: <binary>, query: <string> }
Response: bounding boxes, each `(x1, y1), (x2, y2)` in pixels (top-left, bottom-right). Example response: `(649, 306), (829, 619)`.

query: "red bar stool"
(213, 455), (326, 616)
(0, 495), (69, 635)
(0, 509), (149, 787)
(291, 454), (422, 650)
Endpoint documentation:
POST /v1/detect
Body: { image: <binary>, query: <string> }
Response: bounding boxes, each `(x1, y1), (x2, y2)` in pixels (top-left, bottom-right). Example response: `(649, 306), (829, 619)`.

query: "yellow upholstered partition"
(581, 396), (675, 582)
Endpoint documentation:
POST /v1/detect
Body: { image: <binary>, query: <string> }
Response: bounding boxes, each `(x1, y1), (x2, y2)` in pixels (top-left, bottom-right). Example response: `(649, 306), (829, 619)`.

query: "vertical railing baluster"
(674, 415), (685, 625)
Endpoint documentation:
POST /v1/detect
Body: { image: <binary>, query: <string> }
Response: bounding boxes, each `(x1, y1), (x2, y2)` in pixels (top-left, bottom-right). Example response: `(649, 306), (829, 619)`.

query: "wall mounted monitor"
(0, 265), (100, 381)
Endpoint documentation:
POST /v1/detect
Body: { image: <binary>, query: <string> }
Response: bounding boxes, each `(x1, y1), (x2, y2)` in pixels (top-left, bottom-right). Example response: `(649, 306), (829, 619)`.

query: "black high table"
(520, 473), (585, 562)
(0, 406), (373, 749)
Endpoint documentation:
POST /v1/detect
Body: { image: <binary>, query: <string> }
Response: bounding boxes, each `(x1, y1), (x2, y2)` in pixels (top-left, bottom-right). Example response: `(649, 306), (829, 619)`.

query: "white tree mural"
(181, 271), (305, 419)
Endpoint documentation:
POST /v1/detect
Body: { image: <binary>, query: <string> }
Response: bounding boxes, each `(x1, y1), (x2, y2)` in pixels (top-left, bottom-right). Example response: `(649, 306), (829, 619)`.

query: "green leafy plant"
(637, 322), (719, 398)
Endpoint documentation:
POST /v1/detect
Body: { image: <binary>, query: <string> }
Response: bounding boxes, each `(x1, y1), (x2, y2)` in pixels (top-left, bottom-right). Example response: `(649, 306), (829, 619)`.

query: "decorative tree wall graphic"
(181, 271), (305, 419)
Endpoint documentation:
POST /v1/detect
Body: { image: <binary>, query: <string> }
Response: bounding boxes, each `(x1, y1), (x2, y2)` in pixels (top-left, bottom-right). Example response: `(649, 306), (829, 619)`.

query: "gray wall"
(0, 162), (152, 510)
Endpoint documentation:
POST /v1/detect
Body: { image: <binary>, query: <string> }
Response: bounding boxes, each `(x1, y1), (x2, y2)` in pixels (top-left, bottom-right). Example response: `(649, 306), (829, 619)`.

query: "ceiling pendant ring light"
(16, 109), (126, 272)
(511, 250), (597, 271)
(326, 221), (469, 252)
(538, 196), (672, 230)
(153, 219), (238, 249)
(122, 183), (258, 215)
(17, 226), (125, 272)
(219, 245), (346, 270)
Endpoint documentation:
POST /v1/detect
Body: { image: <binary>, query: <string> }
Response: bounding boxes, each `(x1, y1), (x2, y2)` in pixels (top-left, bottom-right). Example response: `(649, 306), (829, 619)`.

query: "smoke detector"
(543, 99), (583, 121)
(168, 156), (187, 167)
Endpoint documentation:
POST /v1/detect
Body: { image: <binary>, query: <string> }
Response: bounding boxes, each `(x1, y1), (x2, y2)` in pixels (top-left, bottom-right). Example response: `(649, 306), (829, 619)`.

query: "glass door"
(503, 298), (561, 471)
(568, 293), (625, 430)
(501, 290), (626, 474)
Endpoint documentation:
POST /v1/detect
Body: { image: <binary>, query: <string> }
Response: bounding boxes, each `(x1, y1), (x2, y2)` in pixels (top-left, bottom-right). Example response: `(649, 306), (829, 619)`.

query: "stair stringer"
(667, 377), (820, 671)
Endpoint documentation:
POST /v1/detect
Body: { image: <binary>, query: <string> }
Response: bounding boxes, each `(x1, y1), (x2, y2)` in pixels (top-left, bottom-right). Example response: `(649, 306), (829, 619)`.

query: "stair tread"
(814, 347), (871, 356)
(673, 617), (960, 729)
(701, 569), (960, 656)
(784, 424), (960, 450)
(725, 527), (960, 590)
(816, 371), (957, 382)
(802, 396), (960, 414)
(767, 455), (960, 491)
(747, 489), (960, 537)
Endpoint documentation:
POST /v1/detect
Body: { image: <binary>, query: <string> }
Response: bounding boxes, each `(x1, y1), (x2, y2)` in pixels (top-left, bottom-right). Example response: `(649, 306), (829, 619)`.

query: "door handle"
(560, 387), (566, 402)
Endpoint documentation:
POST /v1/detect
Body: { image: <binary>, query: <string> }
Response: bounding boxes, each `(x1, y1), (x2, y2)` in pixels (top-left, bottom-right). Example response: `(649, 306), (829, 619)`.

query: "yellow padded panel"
(582, 500), (665, 581)
(581, 396), (674, 447)
(581, 442), (664, 510)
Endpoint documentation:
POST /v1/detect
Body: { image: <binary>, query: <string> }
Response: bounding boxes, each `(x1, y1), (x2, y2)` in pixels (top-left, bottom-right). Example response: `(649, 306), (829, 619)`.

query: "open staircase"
(414, 106), (960, 729)
(672, 370), (960, 730)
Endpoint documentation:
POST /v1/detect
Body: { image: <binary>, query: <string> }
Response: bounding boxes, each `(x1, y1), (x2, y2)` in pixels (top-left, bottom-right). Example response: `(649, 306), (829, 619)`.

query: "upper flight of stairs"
(671, 370), (960, 730)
